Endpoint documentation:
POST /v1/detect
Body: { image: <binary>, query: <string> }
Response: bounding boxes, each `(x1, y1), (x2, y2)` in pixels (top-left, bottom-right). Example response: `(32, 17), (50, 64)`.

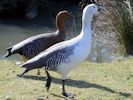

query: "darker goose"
(4, 10), (72, 76)
(21, 4), (100, 97)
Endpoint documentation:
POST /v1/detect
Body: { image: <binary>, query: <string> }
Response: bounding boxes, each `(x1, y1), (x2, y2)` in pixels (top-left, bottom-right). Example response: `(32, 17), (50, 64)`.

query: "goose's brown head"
(56, 11), (72, 33)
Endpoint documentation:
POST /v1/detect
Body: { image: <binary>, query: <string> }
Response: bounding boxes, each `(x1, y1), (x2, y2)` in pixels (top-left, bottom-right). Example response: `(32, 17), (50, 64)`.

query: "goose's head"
(82, 4), (98, 23)
(56, 11), (72, 33)
(82, 4), (98, 21)
(81, 4), (99, 32)
(56, 11), (72, 20)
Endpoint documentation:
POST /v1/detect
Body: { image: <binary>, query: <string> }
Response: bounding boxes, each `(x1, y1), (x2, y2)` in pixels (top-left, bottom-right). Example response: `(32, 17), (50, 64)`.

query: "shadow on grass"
(22, 75), (132, 98)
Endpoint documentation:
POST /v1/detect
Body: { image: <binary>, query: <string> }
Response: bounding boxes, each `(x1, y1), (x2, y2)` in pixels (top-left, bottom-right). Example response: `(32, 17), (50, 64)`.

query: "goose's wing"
(21, 40), (76, 70)
(4, 33), (56, 58)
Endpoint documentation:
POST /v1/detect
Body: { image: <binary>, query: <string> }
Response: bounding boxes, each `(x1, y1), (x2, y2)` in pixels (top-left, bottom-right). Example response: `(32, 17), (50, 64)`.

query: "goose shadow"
(22, 75), (132, 98)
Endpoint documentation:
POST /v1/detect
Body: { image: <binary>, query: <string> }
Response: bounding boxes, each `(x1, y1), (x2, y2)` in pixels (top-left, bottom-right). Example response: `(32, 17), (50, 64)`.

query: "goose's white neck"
(80, 13), (93, 37)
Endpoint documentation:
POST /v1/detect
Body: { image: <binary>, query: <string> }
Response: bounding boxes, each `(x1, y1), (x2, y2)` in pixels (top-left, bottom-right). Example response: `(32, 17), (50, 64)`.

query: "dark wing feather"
(20, 38), (47, 59)
(21, 43), (75, 71)
(4, 33), (59, 59)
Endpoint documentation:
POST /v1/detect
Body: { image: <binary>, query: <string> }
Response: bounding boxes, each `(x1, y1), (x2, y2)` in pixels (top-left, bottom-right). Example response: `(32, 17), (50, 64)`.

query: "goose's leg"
(62, 80), (74, 97)
(45, 71), (52, 91)
(37, 69), (40, 75)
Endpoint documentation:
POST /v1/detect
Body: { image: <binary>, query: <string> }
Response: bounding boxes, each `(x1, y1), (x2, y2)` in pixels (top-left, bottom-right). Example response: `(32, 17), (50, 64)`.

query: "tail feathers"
(21, 63), (26, 68)
(21, 61), (41, 70)
(3, 47), (13, 58)
(21, 62), (29, 68)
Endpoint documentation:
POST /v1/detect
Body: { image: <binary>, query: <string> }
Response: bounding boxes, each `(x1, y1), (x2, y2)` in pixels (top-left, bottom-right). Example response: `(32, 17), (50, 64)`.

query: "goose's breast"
(57, 42), (91, 77)
(72, 41), (91, 63)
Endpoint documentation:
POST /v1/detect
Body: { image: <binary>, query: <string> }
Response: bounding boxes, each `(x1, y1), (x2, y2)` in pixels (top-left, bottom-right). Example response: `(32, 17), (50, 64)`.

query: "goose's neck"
(81, 15), (92, 36)
(56, 18), (66, 33)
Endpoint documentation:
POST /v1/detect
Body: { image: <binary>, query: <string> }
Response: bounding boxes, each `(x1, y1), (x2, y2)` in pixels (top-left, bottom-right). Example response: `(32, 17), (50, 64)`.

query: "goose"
(79, 0), (96, 9)
(21, 4), (100, 97)
(4, 10), (72, 76)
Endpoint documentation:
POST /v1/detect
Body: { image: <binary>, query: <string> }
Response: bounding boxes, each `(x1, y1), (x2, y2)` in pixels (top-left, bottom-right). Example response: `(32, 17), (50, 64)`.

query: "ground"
(0, 57), (133, 100)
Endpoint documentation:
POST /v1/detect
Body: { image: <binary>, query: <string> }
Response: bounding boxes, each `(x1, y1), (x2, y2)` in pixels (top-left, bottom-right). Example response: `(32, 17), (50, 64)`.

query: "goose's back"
(12, 32), (65, 59)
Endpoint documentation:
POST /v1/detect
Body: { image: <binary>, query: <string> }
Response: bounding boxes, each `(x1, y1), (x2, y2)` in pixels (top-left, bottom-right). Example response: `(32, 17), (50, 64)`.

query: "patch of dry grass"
(0, 57), (133, 100)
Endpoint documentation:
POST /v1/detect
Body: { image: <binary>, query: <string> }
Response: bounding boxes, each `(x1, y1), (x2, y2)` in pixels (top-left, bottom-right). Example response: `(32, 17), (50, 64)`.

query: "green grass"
(0, 57), (133, 100)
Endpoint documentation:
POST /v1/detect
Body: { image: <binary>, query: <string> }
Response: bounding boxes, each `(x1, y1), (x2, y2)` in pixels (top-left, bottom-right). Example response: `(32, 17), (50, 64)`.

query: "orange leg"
(37, 69), (40, 75)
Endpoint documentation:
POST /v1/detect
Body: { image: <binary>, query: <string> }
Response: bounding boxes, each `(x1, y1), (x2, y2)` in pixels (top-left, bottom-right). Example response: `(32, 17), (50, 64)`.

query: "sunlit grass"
(0, 57), (133, 100)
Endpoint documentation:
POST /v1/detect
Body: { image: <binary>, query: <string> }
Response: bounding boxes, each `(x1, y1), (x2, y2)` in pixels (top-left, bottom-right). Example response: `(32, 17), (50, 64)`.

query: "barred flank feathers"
(45, 46), (74, 71)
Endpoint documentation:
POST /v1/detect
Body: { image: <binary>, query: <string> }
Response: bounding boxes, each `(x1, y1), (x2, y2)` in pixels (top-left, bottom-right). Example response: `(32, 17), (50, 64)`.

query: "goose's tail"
(3, 47), (12, 58)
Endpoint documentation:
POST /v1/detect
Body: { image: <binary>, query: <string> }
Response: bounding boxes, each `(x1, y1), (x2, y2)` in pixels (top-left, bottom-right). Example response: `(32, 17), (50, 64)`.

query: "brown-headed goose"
(4, 10), (72, 76)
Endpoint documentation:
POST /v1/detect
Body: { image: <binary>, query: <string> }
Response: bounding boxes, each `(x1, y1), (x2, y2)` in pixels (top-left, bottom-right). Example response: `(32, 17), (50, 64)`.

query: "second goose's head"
(56, 11), (72, 33)
(82, 4), (98, 23)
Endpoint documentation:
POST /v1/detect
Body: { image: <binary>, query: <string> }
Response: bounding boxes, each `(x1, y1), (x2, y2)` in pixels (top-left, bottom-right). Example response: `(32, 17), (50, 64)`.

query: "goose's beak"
(97, 4), (106, 11)
(68, 12), (73, 18)
(67, 12), (77, 34)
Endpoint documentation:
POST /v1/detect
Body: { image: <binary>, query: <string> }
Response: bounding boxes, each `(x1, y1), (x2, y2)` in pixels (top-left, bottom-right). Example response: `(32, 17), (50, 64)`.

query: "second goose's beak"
(68, 12), (73, 18)
(97, 4), (106, 11)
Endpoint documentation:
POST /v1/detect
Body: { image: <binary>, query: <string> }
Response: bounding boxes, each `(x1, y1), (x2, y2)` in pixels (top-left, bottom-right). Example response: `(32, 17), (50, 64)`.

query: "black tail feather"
(3, 47), (12, 58)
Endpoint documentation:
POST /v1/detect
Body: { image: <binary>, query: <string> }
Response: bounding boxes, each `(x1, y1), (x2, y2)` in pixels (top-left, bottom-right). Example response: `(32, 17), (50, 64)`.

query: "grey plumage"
(4, 32), (65, 59)
(45, 46), (75, 70)
(21, 43), (75, 71)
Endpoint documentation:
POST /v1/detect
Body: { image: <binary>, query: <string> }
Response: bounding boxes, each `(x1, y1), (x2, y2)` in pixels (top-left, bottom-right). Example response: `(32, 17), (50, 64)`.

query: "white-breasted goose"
(4, 10), (72, 76)
(21, 4), (100, 97)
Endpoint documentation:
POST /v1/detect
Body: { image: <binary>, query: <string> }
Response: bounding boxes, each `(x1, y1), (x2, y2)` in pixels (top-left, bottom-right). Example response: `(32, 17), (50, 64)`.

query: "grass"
(0, 57), (133, 100)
